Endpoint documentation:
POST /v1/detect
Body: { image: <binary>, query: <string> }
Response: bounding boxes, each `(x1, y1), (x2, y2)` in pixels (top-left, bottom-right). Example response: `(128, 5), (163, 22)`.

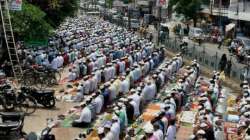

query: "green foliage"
(107, 0), (114, 8)
(9, 0), (79, 43)
(169, 0), (209, 24)
(10, 1), (53, 42)
(28, 0), (80, 27)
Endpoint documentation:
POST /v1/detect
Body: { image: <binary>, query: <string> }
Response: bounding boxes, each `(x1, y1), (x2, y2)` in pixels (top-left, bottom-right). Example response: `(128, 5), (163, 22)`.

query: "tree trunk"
(193, 16), (197, 27)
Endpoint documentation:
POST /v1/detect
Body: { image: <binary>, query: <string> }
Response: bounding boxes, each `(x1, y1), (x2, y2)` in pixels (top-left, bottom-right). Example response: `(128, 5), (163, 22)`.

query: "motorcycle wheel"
(42, 97), (56, 108)
(0, 95), (6, 111)
(18, 96), (37, 115)
(3, 99), (15, 111)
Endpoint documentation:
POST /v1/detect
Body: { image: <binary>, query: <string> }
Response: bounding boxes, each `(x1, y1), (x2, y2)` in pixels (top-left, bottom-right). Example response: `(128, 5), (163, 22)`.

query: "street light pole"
(128, 6), (131, 30)
(157, 5), (162, 46)
(219, 0), (222, 31)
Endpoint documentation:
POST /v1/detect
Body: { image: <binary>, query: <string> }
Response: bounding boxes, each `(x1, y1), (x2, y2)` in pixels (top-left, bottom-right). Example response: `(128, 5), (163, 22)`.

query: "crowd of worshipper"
(19, 16), (160, 76)
(187, 71), (226, 140)
(70, 54), (185, 140)
(15, 15), (237, 140)
(237, 80), (250, 139)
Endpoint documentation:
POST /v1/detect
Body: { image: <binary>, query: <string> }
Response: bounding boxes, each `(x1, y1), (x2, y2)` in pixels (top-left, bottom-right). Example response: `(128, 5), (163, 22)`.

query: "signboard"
(156, 0), (169, 8)
(10, 0), (22, 11)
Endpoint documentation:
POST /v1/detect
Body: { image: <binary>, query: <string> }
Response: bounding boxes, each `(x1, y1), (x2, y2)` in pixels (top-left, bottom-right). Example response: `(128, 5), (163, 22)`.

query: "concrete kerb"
(165, 50), (241, 95)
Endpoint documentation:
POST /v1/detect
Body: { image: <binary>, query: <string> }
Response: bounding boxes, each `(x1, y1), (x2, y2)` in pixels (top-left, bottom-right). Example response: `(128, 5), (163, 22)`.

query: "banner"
(10, 0), (22, 11)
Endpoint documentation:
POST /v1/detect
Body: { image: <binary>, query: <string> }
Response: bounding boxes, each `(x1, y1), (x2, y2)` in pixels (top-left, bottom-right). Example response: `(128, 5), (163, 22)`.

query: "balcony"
(201, 4), (229, 16)
(228, 1), (250, 21)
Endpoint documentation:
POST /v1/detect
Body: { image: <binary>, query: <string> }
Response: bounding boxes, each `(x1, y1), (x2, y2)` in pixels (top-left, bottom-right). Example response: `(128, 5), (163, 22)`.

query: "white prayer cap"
(243, 80), (248, 84)
(245, 104), (250, 109)
(243, 85), (249, 89)
(196, 129), (206, 135)
(240, 101), (247, 107)
(198, 105), (203, 110)
(98, 127), (104, 134)
(184, 73), (188, 76)
(244, 111), (250, 116)
(198, 97), (207, 101)
(119, 98), (126, 102)
(200, 92), (207, 97)
(200, 122), (208, 128)
(104, 123), (112, 128)
(117, 102), (124, 107)
(112, 115), (119, 120)
(178, 79), (183, 82)
(143, 122), (154, 133)
(130, 88), (136, 93)
(104, 82), (111, 86)
(136, 87), (142, 91)
(113, 106), (119, 111)
(218, 98), (226, 103)
(189, 135), (196, 140)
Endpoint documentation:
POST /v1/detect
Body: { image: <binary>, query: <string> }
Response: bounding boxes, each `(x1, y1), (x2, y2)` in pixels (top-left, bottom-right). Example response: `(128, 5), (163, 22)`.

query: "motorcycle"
(21, 87), (56, 108)
(0, 83), (37, 115)
(0, 112), (26, 140)
(180, 37), (189, 55)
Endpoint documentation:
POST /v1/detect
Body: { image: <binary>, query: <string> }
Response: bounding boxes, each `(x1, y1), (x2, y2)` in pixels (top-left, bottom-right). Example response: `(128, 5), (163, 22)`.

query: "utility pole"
(219, 0), (222, 31)
(128, 6), (132, 30)
(104, 0), (107, 19)
(157, 2), (162, 46)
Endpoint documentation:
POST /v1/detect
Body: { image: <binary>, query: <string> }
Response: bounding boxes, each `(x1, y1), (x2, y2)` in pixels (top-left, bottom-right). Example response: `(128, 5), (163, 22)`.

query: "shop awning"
(226, 23), (235, 32)
(137, 1), (149, 6)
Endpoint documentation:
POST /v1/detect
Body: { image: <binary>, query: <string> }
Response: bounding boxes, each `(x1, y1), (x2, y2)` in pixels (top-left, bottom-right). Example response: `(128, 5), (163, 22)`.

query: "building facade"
(201, 0), (250, 37)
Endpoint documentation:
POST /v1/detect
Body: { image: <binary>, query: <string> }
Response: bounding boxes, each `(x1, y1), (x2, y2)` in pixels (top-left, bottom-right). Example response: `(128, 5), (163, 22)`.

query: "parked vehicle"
(0, 83), (37, 115)
(40, 125), (55, 140)
(130, 19), (140, 29)
(189, 27), (205, 40)
(21, 87), (56, 108)
(180, 37), (189, 55)
(0, 112), (26, 140)
(21, 66), (61, 89)
(229, 37), (250, 63)
(122, 17), (140, 30)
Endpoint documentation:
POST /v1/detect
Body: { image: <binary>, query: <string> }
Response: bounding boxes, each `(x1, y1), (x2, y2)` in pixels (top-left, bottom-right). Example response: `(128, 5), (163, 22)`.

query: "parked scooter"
(20, 87), (56, 108)
(0, 112), (26, 140)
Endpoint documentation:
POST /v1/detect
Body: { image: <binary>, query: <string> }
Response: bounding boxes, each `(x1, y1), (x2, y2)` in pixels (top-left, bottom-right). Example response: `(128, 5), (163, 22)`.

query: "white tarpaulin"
(226, 23), (235, 32)
(10, 0), (22, 11)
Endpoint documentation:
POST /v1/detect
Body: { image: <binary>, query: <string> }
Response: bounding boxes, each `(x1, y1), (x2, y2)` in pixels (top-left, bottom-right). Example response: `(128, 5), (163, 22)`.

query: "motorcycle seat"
(0, 121), (20, 129)
(0, 112), (24, 121)
(35, 90), (55, 95)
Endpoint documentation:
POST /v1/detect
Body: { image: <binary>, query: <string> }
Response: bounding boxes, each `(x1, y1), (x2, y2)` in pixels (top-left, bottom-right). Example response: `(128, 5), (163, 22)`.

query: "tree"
(106, 0), (113, 8)
(27, 0), (79, 27)
(169, 0), (209, 26)
(10, 1), (53, 42)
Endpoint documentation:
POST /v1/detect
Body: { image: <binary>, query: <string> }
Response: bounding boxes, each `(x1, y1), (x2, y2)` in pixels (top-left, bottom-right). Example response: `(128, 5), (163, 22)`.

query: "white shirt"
(68, 72), (76, 81)
(83, 80), (90, 95)
(109, 85), (117, 101)
(94, 95), (104, 114)
(76, 107), (92, 123)
(105, 132), (115, 140)
(129, 93), (141, 108)
(166, 125), (176, 140)
(111, 121), (120, 140)
(51, 58), (58, 70)
(154, 129), (164, 140)
(120, 79), (130, 94)
(130, 101), (140, 117)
